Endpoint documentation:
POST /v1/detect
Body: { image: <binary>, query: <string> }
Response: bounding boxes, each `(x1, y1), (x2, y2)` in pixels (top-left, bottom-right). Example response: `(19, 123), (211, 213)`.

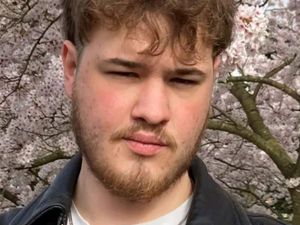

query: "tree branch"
(214, 157), (251, 171)
(217, 178), (288, 219)
(227, 75), (300, 103)
(207, 120), (295, 178)
(259, 0), (269, 7)
(31, 151), (71, 168)
(253, 54), (297, 99)
(0, 14), (61, 106)
(229, 82), (274, 140)
(16, 150), (71, 170)
(0, 189), (19, 205)
(211, 104), (241, 126)
(294, 151), (300, 177)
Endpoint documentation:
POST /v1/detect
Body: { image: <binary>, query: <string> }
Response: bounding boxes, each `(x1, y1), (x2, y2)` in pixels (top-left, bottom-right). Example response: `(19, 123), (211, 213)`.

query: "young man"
(0, 0), (289, 225)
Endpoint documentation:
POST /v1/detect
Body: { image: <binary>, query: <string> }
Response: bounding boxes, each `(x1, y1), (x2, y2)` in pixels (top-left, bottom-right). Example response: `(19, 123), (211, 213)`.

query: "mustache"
(110, 121), (178, 151)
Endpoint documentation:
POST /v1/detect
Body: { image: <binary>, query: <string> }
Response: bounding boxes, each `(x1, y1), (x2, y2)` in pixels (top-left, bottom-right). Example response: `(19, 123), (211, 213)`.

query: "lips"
(125, 133), (166, 146)
(124, 132), (167, 156)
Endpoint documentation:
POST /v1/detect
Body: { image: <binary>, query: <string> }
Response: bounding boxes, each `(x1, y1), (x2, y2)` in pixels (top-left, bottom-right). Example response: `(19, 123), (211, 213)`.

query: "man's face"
(62, 24), (219, 202)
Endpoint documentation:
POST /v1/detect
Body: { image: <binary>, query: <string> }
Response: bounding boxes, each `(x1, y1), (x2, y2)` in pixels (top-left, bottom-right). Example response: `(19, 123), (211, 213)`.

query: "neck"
(74, 158), (193, 225)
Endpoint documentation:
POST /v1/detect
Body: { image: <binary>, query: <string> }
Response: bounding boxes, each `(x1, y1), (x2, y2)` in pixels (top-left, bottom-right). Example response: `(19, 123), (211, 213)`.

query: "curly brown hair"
(61, 0), (236, 61)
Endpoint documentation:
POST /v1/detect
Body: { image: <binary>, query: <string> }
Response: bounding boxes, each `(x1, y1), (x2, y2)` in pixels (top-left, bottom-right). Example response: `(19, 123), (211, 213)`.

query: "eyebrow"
(173, 68), (206, 77)
(103, 57), (206, 76)
(103, 58), (145, 69)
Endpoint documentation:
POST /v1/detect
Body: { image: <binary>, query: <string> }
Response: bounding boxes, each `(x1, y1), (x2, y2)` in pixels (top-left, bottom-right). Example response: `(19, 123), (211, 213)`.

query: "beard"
(71, 90), (205, 203)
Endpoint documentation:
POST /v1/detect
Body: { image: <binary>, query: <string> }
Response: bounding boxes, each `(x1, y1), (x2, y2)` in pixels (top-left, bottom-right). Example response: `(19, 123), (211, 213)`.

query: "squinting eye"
(170, 78), (199, 85)
(107, 71), (139, 77)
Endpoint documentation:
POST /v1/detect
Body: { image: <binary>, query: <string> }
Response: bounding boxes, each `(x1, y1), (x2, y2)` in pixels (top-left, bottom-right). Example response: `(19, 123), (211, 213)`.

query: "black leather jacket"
(0, 154), (289, 225)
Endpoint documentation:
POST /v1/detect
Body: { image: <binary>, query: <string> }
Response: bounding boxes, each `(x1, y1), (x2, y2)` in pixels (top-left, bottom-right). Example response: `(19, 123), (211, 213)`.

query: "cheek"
(95, 89), (120, 111)
(77, 78), (128, 129)
(174, 97), (211, 141)
(90, 88), (126, 123)
(182, 104), (207, 129)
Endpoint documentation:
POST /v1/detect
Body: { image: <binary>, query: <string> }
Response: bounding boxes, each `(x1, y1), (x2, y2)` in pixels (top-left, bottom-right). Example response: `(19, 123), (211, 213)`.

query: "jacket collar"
(10, 154), (251, 225)
(10, 154), (82, 225)
(187, 158), (252, 225)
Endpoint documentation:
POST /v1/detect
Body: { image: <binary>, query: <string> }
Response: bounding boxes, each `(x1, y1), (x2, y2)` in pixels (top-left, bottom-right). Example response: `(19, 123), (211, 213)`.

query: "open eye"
(170, 78), (199, 85)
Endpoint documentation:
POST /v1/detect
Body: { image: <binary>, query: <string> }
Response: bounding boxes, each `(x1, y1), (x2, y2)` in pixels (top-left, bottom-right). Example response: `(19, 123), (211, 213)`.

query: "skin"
(62, 22), (220, 225)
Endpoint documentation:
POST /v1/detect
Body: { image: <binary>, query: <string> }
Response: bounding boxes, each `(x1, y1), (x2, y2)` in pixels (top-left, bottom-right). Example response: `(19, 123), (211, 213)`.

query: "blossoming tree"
(203, 0), (300, 223)
(0, 0), (299, 224)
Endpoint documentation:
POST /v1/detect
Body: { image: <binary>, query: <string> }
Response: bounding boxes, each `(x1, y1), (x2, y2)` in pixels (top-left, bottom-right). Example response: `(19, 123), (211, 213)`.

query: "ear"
(61, 40), (78, 98)
(212, 55), (221, 78)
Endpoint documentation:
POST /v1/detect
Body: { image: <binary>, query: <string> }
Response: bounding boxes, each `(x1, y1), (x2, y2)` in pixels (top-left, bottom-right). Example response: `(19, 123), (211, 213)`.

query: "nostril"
(131, 101), (170, 125)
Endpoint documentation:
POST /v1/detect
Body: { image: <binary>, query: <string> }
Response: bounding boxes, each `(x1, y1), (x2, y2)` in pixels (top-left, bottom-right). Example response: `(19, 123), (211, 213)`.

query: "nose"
(131, 79), (171, 125)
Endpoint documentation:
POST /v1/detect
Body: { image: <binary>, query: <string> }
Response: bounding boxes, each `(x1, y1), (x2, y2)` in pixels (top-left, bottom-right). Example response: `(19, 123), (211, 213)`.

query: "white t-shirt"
(67, 196), (192, 225)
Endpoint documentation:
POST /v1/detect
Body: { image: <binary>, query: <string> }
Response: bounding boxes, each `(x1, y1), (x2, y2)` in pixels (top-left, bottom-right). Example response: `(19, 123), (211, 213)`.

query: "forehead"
(84, 21), (213, 66)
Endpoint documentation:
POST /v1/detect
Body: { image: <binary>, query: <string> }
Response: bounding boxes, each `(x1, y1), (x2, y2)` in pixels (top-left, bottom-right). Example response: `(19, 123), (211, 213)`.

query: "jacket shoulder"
(0, 208), (22, 225)
(248, 213), (290, 225)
